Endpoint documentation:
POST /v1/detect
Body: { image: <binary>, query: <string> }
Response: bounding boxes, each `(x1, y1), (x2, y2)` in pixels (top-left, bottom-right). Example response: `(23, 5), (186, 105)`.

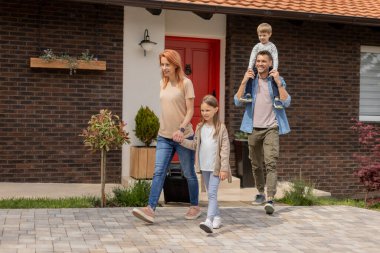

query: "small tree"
(80, 109), (130, 207)
(351, 119), (380, 206)
(134, 106), (159, 146)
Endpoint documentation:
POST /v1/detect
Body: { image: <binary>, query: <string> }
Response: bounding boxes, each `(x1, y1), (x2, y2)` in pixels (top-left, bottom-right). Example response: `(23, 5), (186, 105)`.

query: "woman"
(132, 49), (201, 223)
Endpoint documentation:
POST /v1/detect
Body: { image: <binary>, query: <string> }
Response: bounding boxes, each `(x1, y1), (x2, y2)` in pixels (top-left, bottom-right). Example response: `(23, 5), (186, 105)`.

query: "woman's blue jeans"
(148, 136), (199, 210)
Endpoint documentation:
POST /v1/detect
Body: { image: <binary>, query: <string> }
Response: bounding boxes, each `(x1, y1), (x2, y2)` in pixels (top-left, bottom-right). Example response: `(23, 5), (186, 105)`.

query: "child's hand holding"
(173, 130), (184, 143)
(219, 171), (228, 181)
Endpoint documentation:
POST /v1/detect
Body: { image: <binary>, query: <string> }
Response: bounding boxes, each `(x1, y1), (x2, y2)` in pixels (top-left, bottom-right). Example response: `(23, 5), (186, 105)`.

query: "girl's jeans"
(148, 136), (199, 210)
(202, 171), (220, 220)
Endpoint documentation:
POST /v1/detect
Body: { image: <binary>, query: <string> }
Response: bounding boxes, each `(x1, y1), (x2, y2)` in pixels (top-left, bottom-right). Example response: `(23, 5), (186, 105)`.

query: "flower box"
(30, 57), (106, 70)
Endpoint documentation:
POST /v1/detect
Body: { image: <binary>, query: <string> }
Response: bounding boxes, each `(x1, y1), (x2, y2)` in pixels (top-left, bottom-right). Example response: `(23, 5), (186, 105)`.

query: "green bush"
(278, 179), (317, 206)
(134, 106), (159, 146)
(111, 180), (151, 207)
(370, 201), (380, 209)
(234, 131), (248, 140)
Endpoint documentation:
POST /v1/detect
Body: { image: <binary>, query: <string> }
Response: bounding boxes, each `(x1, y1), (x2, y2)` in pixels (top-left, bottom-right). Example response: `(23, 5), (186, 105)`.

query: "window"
(360, 46), (380, 122)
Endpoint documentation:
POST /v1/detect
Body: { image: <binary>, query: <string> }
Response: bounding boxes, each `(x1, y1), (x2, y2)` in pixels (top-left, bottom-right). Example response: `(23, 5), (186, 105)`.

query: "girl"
(132, 49), (201, 223)
(181, 95), (232, 233)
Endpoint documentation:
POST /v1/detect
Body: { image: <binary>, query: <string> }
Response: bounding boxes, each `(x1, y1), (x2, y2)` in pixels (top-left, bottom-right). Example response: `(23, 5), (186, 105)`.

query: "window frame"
(359, 45), (380, 122)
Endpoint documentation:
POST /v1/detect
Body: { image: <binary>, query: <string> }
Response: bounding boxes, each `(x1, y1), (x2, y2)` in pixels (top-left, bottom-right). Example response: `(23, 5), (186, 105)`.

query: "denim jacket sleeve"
(279, 77), (291, 108)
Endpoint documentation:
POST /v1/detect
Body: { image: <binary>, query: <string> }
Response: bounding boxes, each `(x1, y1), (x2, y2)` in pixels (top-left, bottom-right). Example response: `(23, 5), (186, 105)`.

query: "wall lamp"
(139, 29), (157, 56)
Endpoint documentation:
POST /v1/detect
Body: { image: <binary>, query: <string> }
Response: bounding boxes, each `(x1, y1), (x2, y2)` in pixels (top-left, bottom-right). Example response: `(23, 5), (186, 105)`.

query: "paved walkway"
(0, 205), (379, 253)
(0, 183), (377, 252)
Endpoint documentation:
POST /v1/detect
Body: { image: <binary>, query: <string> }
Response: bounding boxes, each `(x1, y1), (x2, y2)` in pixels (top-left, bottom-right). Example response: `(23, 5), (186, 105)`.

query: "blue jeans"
(148, 135), (199, 210)
(202, 171), (220, 220)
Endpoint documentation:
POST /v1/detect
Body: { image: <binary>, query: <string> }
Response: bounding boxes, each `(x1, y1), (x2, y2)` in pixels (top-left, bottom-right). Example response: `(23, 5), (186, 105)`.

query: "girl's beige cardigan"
(181, 123), (232, 183)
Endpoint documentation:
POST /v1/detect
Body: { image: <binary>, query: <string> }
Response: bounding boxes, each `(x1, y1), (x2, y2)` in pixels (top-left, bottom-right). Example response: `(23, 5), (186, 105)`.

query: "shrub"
(234, 131), (248, 140)
(279, 179), (317, 206)
(134, 106), (159, 146)
(351, 119), (380, 205)
(111, 180), (151, 207)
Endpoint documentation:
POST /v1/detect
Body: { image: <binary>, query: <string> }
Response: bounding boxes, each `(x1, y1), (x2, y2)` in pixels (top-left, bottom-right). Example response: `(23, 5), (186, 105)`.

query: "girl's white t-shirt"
(199, 124), (217, 172)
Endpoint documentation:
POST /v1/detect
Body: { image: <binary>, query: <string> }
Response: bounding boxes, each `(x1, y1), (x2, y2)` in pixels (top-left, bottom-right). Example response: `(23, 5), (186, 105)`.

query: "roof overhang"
(68, 0), (380, 27)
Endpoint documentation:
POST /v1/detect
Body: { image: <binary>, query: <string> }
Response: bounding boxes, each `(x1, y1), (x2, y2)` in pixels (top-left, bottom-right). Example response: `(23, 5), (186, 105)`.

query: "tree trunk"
(100, 148), (107, 207)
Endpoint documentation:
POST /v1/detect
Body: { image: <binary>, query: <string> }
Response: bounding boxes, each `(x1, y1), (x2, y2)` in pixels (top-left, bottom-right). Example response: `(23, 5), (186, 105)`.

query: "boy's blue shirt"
(234, 76), (291, 135)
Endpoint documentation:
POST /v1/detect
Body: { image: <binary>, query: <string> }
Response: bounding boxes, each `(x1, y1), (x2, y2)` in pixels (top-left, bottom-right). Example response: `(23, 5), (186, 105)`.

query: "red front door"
(165, 36), (220, 162)
(165, 36), (220, 128)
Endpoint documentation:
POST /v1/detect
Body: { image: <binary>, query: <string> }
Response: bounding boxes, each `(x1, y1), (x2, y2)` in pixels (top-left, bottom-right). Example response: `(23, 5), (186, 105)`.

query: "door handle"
(185, 64), (192, 75)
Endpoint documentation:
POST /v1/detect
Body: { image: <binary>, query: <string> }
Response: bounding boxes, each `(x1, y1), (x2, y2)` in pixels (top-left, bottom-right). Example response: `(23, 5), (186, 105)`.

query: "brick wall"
(0, 0), (124, 183)
(226, 15), (380, 197)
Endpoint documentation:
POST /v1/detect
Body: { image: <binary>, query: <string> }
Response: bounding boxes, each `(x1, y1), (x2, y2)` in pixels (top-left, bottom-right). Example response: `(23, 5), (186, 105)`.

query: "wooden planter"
(30, 57), (106, 70)
(130, 146), (156, 179)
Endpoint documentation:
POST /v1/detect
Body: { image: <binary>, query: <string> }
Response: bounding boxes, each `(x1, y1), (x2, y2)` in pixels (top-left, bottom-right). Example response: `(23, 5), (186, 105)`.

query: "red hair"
(159, 49), (186, 89)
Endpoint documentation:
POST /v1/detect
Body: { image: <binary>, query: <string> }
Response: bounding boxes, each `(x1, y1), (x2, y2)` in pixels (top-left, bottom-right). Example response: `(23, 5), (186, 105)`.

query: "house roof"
(70, 0), (380, 26)
(167, 0), (380, 20)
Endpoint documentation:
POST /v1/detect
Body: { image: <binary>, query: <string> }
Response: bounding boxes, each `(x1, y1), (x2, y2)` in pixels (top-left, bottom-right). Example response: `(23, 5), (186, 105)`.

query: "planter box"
(130, 146), (156, 179)
(30, 57), (106, 70)
(233, 139), (255, 188)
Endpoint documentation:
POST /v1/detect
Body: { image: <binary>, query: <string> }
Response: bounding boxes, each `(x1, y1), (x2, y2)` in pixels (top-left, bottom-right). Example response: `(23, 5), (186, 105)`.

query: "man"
(234, 50), (291, 214)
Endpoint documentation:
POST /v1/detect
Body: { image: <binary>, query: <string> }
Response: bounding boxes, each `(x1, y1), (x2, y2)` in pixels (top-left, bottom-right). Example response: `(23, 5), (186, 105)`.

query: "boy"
(240, 23), (283, 109)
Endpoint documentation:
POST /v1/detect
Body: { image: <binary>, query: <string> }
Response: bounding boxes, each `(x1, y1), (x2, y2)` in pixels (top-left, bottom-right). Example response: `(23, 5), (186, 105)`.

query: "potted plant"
(130, 106), (160, 179)
(80, 109), (130, 207)
(233, 131), (255, 188)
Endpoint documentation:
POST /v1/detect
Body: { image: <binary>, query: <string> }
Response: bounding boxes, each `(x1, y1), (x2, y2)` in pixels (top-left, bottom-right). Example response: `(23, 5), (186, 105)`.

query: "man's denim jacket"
(234, 76), (291, 135)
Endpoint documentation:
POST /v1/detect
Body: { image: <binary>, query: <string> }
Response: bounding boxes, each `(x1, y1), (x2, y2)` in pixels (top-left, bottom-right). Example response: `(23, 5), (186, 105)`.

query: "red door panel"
(192, 49), (210, 125)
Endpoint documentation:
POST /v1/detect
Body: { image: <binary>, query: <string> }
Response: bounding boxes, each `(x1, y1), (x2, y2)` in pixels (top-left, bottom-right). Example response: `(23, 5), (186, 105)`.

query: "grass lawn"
(0, 180), (151, 209)
(315, 197), (380, 210)
(275, 180), (380, 211)
(0, 196), (379, 211)
(0, 197), (96, 209)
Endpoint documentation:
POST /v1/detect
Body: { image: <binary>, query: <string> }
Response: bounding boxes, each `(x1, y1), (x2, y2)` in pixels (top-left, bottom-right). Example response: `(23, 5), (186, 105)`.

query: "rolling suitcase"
(163, 164), (190, 204)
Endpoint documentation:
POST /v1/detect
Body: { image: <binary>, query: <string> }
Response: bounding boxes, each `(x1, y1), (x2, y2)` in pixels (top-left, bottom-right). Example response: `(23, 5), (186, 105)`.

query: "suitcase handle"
(167, 166), (184, 177)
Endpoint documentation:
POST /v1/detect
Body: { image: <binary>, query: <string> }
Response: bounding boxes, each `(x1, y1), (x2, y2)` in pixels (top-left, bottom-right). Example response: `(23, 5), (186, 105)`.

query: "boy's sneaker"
(264, 200), (275, 215)
(199, 219), (213, 233)
(273, 97), (284, 109)
(252, 194), (266, 205)
(239, 93), (252, 103)
(132, 206), (155, 223)
(185, 206), (201, 220)
(212, 216), (222, 229)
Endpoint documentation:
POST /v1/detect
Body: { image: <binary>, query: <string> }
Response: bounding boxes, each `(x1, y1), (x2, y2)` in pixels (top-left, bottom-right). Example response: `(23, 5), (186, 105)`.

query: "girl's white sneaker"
(199, 219), (213, 233)
(212, 216), (222, 229)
